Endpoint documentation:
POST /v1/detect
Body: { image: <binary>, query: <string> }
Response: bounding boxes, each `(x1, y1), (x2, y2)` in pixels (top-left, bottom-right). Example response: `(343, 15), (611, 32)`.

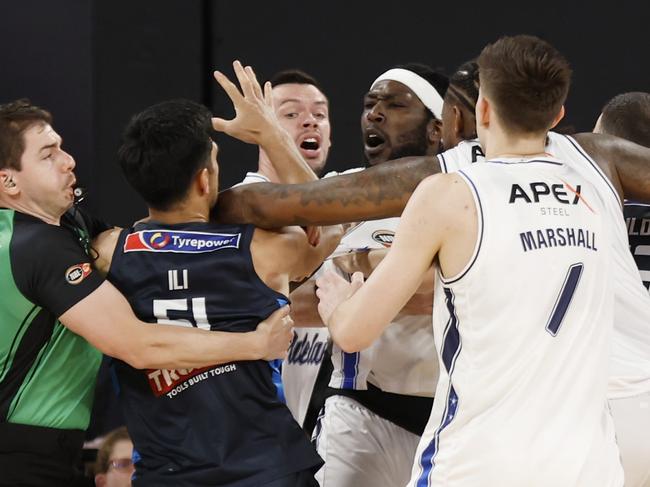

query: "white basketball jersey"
(233, 171), (271, 186)
(409, 157), (622, 486)
(441, 133), (650, 399)
(238, 171), (329, 424)
(328, 217), (437, 396)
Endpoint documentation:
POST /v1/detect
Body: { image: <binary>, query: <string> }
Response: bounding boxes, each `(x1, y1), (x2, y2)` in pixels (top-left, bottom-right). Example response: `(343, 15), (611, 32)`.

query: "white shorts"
(610, 391), (650, 487)
(312, 395), (420, 487)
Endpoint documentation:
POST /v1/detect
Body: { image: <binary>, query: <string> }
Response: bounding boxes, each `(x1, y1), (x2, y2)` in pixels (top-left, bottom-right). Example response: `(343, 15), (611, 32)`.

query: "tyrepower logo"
(65, 263), (92, 285)
(124, 230), (241, 253)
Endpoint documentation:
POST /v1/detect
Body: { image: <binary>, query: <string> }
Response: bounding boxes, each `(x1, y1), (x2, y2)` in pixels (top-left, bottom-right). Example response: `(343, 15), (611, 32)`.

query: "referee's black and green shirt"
(0, 207), (107, 430)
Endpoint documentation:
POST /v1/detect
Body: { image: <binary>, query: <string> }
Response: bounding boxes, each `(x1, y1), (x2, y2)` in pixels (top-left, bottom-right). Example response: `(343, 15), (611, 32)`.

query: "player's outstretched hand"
(212, 60), (279, 146)
(254, 305), (294, 360)
(316, 271), (364, 325)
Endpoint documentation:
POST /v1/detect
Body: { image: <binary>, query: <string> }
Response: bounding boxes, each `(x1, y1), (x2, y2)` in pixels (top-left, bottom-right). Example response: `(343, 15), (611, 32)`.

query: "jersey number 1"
(545, 263), (583, 336)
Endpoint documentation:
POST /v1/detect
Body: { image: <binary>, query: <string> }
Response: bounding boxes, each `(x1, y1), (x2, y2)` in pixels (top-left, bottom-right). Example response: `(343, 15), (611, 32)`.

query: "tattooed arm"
(213, 156), (441, 227)
(574, 132), (650, 202)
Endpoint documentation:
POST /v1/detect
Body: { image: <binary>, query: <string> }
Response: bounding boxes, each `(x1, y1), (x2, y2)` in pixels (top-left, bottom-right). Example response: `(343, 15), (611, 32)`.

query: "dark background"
(1, 0), (647, 225)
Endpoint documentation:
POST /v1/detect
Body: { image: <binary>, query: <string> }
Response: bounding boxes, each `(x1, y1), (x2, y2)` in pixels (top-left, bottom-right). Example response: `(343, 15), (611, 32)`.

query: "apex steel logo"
(508, 181), (595, 213)
(124, 230), (241, 254)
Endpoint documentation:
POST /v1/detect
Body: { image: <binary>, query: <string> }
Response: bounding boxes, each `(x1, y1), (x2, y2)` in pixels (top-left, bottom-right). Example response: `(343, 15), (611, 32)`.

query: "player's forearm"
(289, 280), (325, 327)
(262, 128), (318, 184)
(572, 132), (650, 203)
(291, 224), (344, 282)
(214, 156), (440, 227)
(120, 326), (263, 370)
(334, 249), (386, 278)
(334, 250), (432, 314)
(328, 298), (382, 352)
(608, 136), (650, 203)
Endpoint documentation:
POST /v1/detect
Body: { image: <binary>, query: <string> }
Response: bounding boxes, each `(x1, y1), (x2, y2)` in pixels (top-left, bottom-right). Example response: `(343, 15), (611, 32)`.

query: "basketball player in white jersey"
(216, 65), (333, 425)
(593, 91), (650, 487)
(440, 73), (650, 486)
(317, 35), (623, 486)
(309, 64), (447, 487)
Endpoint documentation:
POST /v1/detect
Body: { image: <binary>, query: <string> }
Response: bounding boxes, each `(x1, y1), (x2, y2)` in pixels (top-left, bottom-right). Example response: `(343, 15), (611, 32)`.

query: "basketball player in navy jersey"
(594, 91), (650, 487)
(92, 99), (342, 486)
(317, 34), (623, 486)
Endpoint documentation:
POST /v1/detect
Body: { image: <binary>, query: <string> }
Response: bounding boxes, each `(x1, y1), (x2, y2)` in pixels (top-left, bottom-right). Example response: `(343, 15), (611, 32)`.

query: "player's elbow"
(334, 333), (369, 354)
(336, 339), (364, 354)
(98, 341), (145, 369)
(110, 333), (160, 370)
(330, 320), (371, 353)
(114, 343), (149, 370)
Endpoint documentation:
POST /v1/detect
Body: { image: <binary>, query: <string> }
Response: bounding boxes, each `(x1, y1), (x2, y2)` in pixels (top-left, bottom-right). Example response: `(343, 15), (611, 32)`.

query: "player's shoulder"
(93, 227), (123, 276)
(439, 139), (485, 173)
(11, 212), (77, 252)
(253, 226), (306, 248)
(414, 172), (473, 207)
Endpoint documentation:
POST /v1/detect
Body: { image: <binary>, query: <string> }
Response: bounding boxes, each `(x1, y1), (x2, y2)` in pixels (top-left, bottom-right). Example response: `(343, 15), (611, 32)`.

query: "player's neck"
(257, 149), (281, 183)
(485, 128), (548, 160)
(148, 202), (210, 225)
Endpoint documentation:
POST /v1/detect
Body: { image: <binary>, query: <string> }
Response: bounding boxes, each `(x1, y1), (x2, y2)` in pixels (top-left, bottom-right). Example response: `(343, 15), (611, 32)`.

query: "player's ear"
(476, 94), (490, 129)
(427, 118), (442, 146)
(453, 106), (464, 139)
(550, 105), (566, 129)
(197, 167), (210, 195)
(0, 170), (19, 196)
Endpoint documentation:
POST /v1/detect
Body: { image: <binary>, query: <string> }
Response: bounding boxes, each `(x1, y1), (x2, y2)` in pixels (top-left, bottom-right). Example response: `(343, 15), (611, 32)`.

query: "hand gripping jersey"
(409, 156), (622, 486)
(328, 217), (438, 398)
(441, 133), (650, 399)
(107, 222), (321, 486)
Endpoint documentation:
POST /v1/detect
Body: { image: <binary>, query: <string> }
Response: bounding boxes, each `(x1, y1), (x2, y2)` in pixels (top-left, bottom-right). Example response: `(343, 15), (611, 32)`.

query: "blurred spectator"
(94, 427), (133, 487)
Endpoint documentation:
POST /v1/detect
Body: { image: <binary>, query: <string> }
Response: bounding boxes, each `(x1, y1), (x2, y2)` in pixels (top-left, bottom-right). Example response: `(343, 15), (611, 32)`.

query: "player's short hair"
(118, 99), (213, 211)
(0, 99), (52, 170)
(270, 69), (326, 94)
(477, 35), (572, 134)
(599, 92), (650, 147)
(446, 60), (479, 112)
(392, 63), (449, 120)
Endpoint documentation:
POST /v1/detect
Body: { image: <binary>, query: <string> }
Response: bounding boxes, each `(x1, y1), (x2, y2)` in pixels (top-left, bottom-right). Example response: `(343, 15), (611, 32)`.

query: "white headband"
(371, 68), (444, 120)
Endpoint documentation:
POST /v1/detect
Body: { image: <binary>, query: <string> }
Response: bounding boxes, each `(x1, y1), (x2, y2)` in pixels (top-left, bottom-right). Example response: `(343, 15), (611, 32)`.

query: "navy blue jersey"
(107, 221), (321, 486)
(625, 202), (650, 289)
